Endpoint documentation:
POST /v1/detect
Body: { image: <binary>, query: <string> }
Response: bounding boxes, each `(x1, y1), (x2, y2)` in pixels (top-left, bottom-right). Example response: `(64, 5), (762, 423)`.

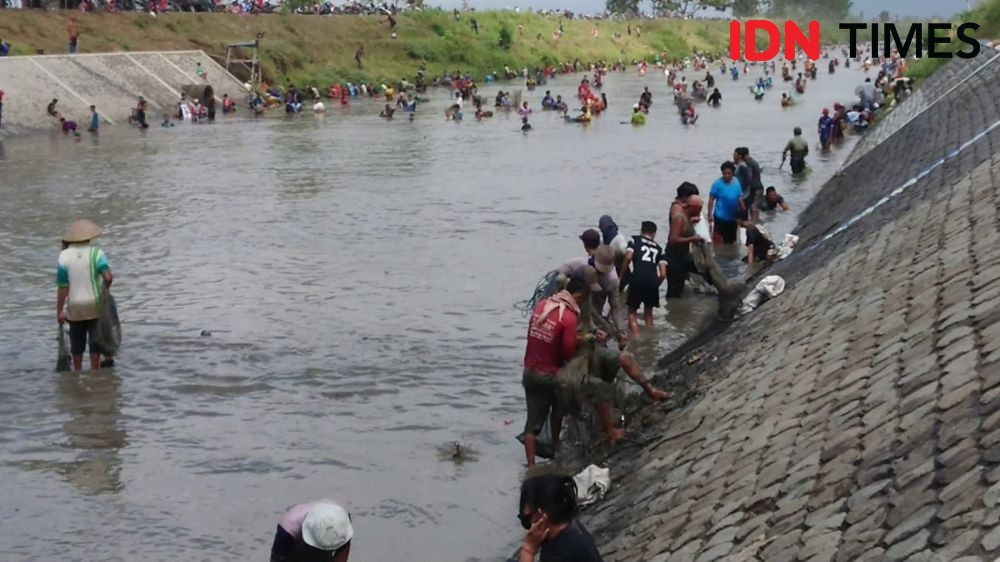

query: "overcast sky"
(439, 0), (975, 19)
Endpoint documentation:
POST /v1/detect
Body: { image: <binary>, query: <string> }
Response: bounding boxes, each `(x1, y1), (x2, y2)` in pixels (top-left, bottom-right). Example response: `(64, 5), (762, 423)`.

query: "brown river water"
(0, 56), (863, 561)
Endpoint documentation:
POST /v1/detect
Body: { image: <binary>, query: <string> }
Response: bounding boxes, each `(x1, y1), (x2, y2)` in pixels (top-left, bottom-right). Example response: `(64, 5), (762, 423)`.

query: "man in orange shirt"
(67, 17), (79, 55)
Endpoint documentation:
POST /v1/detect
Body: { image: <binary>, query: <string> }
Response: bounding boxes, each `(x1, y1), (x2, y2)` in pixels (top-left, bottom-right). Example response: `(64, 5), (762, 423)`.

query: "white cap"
(301, 503), (353, 551)
(633, 103), (640, 110)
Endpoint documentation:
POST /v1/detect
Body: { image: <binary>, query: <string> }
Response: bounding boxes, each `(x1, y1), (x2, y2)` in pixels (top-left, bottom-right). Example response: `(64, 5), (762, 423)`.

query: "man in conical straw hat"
(56, 219), (113, 371)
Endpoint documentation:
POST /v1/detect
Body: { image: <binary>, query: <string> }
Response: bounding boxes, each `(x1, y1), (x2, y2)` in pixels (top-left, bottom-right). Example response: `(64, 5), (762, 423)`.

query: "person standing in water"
(87, 105), (100, 133)
(630, 104), (646, 125)
(520, 276), (588, 467)
(818, 108), (835, 150)
(270, 500), (353, 562)
(57, 219), (113, 371)
(666, 190), (705, 298)
(707, 88), (722, 107)
(620, 221), (666, 335)
(707, 162), (743, 244)
(782, 127), (810, 174)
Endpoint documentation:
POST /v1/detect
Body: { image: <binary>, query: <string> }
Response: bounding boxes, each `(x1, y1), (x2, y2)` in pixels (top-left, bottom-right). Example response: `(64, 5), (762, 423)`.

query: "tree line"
(605, 0), (852, 19)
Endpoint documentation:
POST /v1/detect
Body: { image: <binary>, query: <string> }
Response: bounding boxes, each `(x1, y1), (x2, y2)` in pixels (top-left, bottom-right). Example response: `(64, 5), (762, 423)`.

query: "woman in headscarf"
(598, 215), (628, 277)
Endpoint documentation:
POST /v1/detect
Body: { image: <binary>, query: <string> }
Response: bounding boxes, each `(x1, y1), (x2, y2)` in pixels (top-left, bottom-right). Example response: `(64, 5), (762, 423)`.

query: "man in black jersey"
(620, 221), (667, 335)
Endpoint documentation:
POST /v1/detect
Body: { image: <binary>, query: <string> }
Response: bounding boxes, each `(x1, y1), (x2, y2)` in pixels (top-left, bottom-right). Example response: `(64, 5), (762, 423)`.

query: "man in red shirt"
(521, 276), (589, 467)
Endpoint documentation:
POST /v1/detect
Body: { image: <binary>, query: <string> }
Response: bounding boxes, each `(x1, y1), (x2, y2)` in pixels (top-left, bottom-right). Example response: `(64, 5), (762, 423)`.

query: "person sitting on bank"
(57, 219), (113, 371)
(517, 474), (603, 562)
(270, 501), (353, 562)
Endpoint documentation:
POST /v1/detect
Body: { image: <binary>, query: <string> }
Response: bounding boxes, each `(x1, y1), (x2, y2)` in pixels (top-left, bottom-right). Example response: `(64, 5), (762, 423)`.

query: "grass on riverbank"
(0, 10), (735, 86)
(906, 0), (999, 81)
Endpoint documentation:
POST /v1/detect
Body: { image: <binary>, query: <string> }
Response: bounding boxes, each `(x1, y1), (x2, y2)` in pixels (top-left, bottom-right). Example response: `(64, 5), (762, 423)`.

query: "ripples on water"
(0, 60), (861, 561)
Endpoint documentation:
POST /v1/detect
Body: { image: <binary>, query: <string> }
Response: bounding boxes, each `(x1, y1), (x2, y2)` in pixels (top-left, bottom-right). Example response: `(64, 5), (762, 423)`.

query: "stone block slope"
(586, 51), (1000, 562)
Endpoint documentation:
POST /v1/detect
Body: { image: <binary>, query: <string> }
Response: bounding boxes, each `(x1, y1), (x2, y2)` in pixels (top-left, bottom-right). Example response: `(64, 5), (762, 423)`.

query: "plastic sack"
(776, 234), (800, 260)
(573, 465), (611, 507)
(738, 275), (786, 316)
(56, 326), (71, 372)
(94, 289), (121, 357)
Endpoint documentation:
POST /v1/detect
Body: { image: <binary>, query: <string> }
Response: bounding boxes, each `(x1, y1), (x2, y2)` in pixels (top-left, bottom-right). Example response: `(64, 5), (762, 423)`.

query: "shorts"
(665, 254), (695, 298)
(713, 218), (739, 244)
(68, 319), (103, 356)
(522, 368), (564, 435)
(626, 280), (660, 310)
(790, 156), (806, 174)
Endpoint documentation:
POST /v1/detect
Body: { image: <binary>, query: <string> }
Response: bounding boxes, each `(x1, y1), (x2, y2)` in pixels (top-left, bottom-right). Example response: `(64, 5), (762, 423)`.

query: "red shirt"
(523, 299), (579, 375)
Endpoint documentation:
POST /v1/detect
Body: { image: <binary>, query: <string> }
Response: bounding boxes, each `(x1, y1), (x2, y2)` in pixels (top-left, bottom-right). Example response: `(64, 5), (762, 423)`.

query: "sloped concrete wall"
(0, 50), (245, 134)
(586, 52), (1000, 562)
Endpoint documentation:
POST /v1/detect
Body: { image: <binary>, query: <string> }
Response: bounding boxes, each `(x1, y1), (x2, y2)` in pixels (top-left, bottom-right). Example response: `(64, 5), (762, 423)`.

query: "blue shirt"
(90, 112), (99, 130)
(710, 177), (743, 222)
(818, 115), (834, 138)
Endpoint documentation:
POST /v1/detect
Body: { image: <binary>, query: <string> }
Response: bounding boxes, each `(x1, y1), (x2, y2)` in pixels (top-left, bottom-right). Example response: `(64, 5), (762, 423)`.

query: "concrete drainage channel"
(0, 50), (246, 134)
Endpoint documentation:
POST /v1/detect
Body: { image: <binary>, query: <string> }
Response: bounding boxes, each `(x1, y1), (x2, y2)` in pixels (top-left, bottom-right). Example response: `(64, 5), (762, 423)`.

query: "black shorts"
(522, 369), (564, 436)
(626, 280), (660, 310)
(714, 218), (738, 244)
(665, 254), (694, 298)
(790, 156), (806, 174)
(68, 319), (102, 356)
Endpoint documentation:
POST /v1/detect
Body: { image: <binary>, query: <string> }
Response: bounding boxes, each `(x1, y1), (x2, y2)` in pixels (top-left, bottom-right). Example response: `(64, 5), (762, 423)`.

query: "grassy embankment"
(906, 0), (999, 81)
(0, 10), (736, 86)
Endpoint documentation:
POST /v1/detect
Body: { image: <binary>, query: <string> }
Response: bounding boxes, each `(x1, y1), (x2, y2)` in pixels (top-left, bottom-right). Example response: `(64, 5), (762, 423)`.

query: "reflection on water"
(54, 371), (127, 495)
(3, 372), (126, 495)
(0, 60), (863, 561)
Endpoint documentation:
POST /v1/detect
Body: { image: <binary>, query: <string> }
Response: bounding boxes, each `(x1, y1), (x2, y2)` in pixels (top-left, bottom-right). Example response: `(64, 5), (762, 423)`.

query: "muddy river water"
(0, 56), (863, 561)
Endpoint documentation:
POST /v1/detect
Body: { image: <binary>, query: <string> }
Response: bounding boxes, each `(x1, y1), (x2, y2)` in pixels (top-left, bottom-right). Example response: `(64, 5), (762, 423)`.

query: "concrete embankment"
(0, 51), (245, 134)
(585, 49), (1000, 562)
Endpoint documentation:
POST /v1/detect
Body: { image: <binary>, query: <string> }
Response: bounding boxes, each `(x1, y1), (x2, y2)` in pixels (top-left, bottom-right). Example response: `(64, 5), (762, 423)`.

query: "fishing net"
(513, 270), (563, 317)
(690, 243), (745, 319)
(56, 326), (71, 372)
(94, 289), (121, 357)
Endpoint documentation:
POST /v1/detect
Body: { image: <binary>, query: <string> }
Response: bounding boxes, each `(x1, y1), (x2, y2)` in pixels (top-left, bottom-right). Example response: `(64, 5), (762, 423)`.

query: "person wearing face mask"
(517, 474), (603, 562)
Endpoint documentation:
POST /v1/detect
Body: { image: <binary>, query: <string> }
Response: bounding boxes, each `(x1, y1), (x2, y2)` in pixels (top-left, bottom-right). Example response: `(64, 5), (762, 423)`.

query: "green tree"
(698, 0), (732, 11)
(770, 0), (850, 18)
(878, 10), (891, 22)
(606, 0), (641, 16)
(731, 0), (759, 16)
(655, 0), (700, 17)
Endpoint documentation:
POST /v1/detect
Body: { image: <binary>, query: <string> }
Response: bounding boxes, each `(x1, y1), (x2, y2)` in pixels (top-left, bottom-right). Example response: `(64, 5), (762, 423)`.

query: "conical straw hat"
(62, 219), (103, 243)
